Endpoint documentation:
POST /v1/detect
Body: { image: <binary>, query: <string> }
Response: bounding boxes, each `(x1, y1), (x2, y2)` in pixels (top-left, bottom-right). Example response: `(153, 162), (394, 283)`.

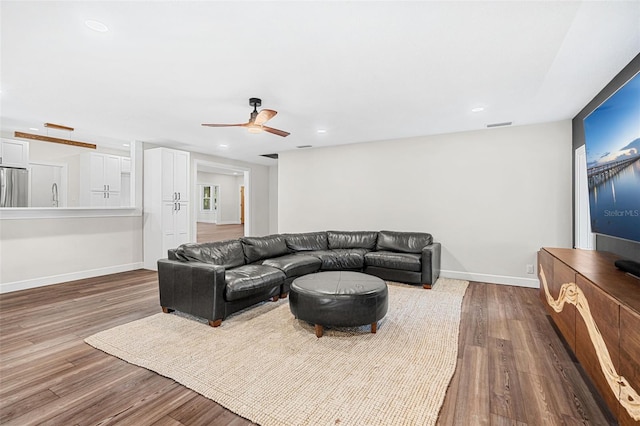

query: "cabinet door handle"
(177, 202), (181, 211)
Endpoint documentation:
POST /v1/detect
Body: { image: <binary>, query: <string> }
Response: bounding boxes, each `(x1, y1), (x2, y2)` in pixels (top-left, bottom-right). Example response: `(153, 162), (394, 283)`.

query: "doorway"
(29, 162), (67, 207)
(194, 160), (250, 243)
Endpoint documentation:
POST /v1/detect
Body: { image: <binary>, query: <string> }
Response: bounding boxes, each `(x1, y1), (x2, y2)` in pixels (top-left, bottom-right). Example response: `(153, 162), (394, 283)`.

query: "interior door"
(240, 185), (245, 225)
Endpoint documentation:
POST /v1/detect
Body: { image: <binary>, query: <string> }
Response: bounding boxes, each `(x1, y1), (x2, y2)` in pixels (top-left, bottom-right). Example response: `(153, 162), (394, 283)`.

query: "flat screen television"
(583, 70), (640, 244)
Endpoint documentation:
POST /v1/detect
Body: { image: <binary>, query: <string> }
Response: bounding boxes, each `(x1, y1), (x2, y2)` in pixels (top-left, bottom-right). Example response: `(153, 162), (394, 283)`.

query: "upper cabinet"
(0, 139), (29, 168)
(79, 152), (127, 207)
(161, 148), (190, 202)
(86, 153), (122, 192)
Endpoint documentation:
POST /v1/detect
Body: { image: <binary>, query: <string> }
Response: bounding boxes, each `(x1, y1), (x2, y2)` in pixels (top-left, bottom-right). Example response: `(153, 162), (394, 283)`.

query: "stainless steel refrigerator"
(0, 167), (28, 207)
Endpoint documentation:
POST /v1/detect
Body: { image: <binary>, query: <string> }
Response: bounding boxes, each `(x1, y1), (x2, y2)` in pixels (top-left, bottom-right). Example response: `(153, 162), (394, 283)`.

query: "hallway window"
(200, 185), (218, 212)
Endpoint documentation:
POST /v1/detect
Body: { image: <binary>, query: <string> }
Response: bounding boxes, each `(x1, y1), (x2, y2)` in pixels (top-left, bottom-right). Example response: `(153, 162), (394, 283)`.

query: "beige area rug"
(85, 278), (469, 426)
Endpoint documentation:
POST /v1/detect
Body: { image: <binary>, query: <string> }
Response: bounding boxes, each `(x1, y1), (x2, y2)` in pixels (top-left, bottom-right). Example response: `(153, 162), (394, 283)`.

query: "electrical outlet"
(526, 264), (534, 274)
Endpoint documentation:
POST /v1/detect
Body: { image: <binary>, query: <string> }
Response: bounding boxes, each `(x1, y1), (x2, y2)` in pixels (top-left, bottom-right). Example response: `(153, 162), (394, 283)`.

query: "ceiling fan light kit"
(202, 98), (290, 137)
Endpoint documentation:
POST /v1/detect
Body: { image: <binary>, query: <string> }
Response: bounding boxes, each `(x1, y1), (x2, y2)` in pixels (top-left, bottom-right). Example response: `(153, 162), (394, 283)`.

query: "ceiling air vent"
(486, 122), (512, 128)
(296, 145), (312, 149)
(261, 153), (278, 159)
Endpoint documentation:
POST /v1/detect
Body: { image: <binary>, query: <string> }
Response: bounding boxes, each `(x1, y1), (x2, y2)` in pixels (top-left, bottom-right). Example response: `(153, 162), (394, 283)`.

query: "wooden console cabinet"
(538, 248), (640, 425)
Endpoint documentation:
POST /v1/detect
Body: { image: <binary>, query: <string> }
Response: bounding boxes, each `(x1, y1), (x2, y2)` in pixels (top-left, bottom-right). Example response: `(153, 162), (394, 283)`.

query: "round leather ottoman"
(289, 271), (388, 338)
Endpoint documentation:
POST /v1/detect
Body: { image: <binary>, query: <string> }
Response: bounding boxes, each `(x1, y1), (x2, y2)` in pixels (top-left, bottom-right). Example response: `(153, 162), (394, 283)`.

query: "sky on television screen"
(584, 71), (640, 168)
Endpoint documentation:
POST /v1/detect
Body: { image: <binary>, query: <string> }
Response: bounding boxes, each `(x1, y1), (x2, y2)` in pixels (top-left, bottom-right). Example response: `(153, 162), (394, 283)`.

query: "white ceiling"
(1, 1), (639, 166)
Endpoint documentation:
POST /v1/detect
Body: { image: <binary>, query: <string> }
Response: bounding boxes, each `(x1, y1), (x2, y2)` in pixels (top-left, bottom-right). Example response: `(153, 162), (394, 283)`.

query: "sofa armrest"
(157, 259), (227, 324)
(421, 242), (441, 286)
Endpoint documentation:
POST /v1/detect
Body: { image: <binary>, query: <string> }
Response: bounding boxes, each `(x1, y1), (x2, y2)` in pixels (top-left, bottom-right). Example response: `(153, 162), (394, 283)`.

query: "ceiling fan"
(202, 98), (290, 137)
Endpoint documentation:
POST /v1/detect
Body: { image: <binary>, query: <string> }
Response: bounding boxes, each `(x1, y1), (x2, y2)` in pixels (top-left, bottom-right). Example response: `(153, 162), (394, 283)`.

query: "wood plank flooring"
(0, 271), (615, 425)
(196, 223), (244, 243)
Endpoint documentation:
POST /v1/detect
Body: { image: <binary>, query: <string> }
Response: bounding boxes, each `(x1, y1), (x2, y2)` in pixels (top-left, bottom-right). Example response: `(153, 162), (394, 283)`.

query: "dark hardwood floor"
(0, 271), (614, 425)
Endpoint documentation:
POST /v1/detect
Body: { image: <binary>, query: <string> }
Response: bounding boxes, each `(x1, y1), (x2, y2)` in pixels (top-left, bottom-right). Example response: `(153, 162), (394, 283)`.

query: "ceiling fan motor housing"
(249, 98), (262, 108)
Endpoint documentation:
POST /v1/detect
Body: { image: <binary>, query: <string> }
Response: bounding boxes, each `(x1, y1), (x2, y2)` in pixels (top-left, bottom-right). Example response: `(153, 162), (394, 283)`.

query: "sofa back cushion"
(285, 232), (328, 251)
(241, 234), (289, 264)
(175, 240), (245, 269)
(327, 230), (378, 250)
(376, 230), (433, 253)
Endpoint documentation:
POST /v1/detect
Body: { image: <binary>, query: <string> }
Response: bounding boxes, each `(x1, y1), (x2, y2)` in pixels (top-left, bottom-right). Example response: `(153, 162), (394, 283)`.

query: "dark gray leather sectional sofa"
(157, 230), (441, 327)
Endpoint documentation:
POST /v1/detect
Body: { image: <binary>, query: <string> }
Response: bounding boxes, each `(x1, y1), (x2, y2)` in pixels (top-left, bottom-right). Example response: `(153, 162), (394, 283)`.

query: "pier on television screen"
(583, 71), (640, 243)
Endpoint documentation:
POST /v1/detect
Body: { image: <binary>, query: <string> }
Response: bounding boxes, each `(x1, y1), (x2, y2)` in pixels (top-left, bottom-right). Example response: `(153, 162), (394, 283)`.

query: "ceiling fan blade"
(263, 126), (290, 137)
(254, 109), (277, 126)
(201, 123), (249, 128)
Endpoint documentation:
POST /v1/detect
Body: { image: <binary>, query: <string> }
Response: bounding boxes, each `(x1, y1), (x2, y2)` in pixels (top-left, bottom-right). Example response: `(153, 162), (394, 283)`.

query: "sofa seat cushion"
(225, 265), (286, 301)
(261, 254), (322, 278)
(364, 251), (422, 272)
(308, 249), (368, 270)
(241, 234), (289, 264)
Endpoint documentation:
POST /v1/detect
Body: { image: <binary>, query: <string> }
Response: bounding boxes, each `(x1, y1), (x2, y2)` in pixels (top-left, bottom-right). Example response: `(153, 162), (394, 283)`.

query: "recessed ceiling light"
(471, 107), (485, 113)
(123, 143), (130, 147)
(317, 129), (327, 134)
(29, 127), (39, 131)
(85, 20), (109, 32)
(219, 144), (228, 149)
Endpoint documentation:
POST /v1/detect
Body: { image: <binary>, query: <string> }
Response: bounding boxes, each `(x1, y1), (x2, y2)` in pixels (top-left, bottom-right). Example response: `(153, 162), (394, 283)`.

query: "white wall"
(0, 216), (143, 292)
(0, 141), (144, 293)
(278, 121), (573, 287)
(269, 165), (278, 234)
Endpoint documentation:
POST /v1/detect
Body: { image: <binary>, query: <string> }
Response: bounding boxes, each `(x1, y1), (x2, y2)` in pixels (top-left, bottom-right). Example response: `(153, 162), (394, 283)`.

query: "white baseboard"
(0, 262), (145, 294)
(1, 264), (538, 294)
(440, 269), (539, 288)
(215, 220), (242, 225)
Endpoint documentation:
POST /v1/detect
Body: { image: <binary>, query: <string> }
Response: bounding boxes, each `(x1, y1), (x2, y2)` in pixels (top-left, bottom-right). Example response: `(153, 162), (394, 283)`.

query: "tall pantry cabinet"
(143, 147), (191, 270)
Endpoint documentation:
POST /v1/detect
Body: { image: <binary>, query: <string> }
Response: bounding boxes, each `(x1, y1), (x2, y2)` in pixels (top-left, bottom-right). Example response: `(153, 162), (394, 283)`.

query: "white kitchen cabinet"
(89, 190), (121, 207)
(80, 152), (123, 206)
(160, 149), (189, 202)
(144, 147), (191, 270)
(0, 138), (30, 168)
(161, 201), (189, 257)
(85, 153), (121, 192)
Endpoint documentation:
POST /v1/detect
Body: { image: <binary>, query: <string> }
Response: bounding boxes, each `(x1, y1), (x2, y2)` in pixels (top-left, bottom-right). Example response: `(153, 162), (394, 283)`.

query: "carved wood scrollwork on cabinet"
(538, 248), (640, 424)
